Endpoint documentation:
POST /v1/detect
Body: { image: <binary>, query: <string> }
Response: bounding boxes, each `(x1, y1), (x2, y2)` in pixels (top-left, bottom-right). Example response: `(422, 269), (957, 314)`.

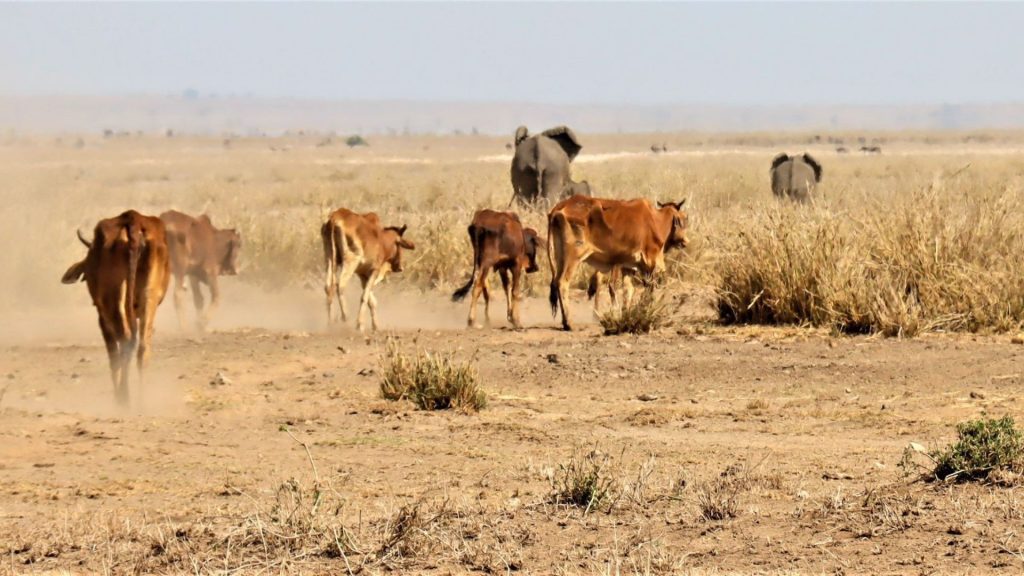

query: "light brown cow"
(321, 208), (415, 331)
(547, 195), (688, 331)
(450, 209), (543, 329)
(159, 210), (241, 331)
(61, 210), (171, 405)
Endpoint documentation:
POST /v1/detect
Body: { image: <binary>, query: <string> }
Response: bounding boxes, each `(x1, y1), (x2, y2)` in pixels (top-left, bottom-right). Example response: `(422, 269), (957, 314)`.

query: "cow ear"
(61, 260), (86, 284)
(676, 199), (687, 210)
(397, 238), (415, 250)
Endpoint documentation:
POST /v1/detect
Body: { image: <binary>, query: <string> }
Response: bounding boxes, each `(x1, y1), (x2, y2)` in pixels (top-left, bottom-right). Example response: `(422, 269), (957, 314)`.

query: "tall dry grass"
(4, 133), (1024, 335)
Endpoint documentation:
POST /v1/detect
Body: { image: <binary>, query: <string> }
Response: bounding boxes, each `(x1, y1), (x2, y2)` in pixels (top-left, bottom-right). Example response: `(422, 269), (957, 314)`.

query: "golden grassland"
(2, 130), (1024, 335)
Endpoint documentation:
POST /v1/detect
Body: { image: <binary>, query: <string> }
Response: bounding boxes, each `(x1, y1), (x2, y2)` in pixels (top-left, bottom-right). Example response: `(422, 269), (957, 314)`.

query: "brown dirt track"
(2, 289), (1024, 574)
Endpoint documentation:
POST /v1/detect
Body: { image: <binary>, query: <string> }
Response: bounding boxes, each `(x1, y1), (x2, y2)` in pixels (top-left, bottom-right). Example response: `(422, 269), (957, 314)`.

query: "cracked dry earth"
(2, 296), (1024, 575)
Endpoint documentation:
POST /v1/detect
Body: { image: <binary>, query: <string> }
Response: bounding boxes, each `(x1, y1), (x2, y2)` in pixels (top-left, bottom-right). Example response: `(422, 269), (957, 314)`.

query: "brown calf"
(61, 210), (170, 405)
(451, 210), (543, 329)
(547, 195), (688, 331)
(159, 210), (241, 331)
(321, 208), (415, 332)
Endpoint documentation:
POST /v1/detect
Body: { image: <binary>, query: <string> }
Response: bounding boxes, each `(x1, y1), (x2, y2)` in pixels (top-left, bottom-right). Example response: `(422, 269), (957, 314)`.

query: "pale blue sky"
(1, 2), (1021, 105)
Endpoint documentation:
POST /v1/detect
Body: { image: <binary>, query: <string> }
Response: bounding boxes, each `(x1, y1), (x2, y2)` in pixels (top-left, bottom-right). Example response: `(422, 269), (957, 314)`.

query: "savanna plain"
(3, 131), (1024, 575)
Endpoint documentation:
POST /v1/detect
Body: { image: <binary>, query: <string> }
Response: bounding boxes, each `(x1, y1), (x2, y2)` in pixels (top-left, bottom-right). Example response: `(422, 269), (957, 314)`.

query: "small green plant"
(345, 134), (368, 147)
(551, 446), (619, 514)
(931, 416), (1024, 482)
(379, 339), (486, 412)
(598, 290), (672, 335)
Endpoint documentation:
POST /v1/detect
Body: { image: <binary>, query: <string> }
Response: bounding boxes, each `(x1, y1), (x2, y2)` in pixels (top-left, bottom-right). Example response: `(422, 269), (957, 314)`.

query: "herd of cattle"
(61, 125), (827, 404)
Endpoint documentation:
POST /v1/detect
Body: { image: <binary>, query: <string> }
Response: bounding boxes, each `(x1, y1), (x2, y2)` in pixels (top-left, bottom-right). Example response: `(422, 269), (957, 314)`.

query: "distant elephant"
(770, 153), (822, 203)
(510, 125), (583, 206)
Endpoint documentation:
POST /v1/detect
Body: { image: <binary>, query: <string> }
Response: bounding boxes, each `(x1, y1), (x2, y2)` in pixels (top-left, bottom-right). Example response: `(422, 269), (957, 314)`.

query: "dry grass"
(379, 338), (486, 412)
(7, 132), (1024, 338)
(598, 289), (674, 335)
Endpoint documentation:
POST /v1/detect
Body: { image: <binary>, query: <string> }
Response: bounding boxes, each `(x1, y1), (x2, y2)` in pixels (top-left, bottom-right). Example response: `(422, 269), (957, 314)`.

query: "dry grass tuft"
(379, 339), (486, 412)
(695, 465), (750, 522)
(598, 290), (673, 335)
(551, 446), (620, 514)
(715, 188), (1024, 336)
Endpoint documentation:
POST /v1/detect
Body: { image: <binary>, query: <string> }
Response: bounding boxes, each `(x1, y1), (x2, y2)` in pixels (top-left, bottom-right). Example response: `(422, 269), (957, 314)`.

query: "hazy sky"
(2, 2), (1022, 106)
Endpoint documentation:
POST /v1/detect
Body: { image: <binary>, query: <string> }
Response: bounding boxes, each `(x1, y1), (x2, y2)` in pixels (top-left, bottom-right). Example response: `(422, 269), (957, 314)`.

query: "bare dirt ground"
(2, 285), (1024, 575)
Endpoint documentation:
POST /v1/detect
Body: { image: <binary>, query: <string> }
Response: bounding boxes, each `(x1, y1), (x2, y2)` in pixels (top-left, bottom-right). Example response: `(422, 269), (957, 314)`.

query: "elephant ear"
(541, 126), (582, 162)
(770, 152), (790, 172)
(801, 153), (823, 182)
(514, 126), (529, 146)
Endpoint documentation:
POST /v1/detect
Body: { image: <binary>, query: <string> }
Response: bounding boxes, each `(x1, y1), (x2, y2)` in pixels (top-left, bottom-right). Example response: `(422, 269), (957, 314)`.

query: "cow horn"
(77, 229), (92, 248)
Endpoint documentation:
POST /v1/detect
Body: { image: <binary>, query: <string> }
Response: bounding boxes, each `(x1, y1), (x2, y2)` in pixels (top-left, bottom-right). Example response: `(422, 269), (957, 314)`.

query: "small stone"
(337, 346), (349, 354)
(1012, 335), (1024, 345)
(210, 372), (232, 386)
(638, 393), (659, 402)
(546, 354), (559, 364)
(970, 391), (985, 399)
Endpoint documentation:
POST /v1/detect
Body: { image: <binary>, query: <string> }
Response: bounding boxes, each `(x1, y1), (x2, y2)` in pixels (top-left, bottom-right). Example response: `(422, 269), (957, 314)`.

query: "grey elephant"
(509, 125), (583, 206)
(770, 153), (823, 203)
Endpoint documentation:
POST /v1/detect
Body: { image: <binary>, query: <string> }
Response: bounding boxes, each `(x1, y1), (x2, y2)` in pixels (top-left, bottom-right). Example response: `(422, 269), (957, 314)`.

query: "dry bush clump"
(715, 186), (1024, 336)
(551, 446), (620, 513)
(598, 289), (673, 335)
(379, 339), (486, 412)
(695, 465), (750, 522)
(930, 416), (1024, 482)
(2, 477), (358, 573)
(373, 497), (529, 572)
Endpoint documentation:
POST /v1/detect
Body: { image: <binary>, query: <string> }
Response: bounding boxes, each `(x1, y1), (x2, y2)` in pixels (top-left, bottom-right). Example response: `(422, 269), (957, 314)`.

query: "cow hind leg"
(469, 266), (491, 328)
(172, 274), (187, 330)
(98, 312), (126, 405)
(481, 268), (493, 328)
(201, 274), (220, 331)
(189, 275), (206, 330)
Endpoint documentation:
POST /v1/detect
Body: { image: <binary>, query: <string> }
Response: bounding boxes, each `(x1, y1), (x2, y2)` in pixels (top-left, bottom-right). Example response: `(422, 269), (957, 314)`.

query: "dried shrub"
(379, 339), (486, 412)
(552, 447), (619, 514)
(598, 290), (672, 335)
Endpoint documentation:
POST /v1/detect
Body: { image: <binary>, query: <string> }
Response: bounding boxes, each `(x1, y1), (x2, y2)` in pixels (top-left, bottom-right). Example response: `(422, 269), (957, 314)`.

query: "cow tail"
(547, 212), (564, 317)
(126, 223), (145, 335)
(451, 225), (479, 302)
(322, 220), (337, 289)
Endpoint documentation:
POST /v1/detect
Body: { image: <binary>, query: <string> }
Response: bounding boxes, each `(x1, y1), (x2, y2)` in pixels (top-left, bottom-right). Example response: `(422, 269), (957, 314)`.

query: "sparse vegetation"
(931, 416), (1024, 482)
(552, 446), (619, 513)
(696, 464), (750, 521)
(598, 289), (673, 335)
(345, 134), (368, 147)
(379, 339), (486, 412)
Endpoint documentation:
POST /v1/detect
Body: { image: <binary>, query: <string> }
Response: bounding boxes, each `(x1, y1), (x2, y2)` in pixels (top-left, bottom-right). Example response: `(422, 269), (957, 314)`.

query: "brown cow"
(450, 210), (543, 329)
(321, 208), (415, 332)
(547, 195), (688, 331)
(159, 210), (241, 331)
(61, 210), (170, 405)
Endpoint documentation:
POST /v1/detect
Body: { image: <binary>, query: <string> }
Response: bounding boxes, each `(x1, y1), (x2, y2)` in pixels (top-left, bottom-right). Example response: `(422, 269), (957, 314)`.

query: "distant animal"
(836, 147), (848, 154)
(159, 210), (241, 331)
(321, 209), (415, 332)
(860, 145), (882, 155)
(547, 195), (688, 331)
(451, 210), (544, 329)
(61, 210), (170, 405)
(505, 142), (513, 151)
(770, 153), (823, 203)
(650, 144), (668, 154)
(510, 125), (583, 206)
(564, 179), (593, 198)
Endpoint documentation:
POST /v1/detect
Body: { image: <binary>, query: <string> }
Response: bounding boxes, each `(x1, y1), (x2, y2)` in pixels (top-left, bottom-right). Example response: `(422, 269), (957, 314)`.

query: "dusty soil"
(2, 287), (1023, 575)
